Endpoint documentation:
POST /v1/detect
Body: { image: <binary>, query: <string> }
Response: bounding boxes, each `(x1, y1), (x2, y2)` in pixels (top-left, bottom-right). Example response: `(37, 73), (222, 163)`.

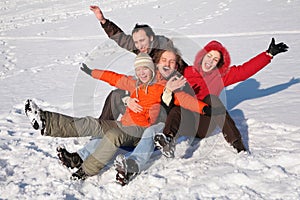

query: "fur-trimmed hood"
(193, 40), (231, 76)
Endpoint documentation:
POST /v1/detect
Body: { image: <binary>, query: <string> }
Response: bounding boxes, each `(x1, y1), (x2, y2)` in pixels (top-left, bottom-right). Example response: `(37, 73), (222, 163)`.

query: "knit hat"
(134, 53), (155, 77)
(134, 53), (156, 96)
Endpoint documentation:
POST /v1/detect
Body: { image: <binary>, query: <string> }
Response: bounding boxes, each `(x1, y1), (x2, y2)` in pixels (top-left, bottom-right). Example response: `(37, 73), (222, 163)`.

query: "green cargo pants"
(42, 111), (146, 176)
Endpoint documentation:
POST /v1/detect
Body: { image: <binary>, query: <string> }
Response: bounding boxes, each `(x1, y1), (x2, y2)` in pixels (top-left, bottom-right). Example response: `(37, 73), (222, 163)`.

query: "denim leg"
(128, 122), (165, 171)
(77, 138), (101, 161)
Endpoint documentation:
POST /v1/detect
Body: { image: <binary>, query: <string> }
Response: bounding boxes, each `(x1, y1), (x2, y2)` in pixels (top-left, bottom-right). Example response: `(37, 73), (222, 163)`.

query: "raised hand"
(165, 75), (186, 92)
(80, 63), (92, 76)
(90, 5), (106, 24)
(267, 38), (289, 56)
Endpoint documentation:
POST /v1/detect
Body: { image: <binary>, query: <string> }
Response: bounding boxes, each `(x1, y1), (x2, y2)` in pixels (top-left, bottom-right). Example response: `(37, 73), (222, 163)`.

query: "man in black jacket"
(90, 5), (188, 120)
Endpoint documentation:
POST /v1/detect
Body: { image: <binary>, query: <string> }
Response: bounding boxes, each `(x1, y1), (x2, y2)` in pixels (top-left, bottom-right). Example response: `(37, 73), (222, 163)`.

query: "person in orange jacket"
(25, 52), (210, 180)
(25, 53), (165, 179)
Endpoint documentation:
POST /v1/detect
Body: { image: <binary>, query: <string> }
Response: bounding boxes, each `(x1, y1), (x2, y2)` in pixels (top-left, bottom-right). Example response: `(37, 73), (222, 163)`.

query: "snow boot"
(126, 158), (139, 174)
(24, 99), (45, 134)
(57, 146), (83, 169)
(154, 133), (175, 158)
(114, 154), (128, 186)
(114, 154), (138, 186)
(71, 167), (89, 181)
(232, 139), (246, 153)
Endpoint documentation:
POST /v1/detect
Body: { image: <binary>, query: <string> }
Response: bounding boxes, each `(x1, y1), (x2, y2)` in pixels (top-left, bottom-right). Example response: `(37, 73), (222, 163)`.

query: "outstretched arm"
(223, 38), (289, 86)
(90, 5), (106, 24)
(80, 63), (136, 91)
(90, 5), (136, 52)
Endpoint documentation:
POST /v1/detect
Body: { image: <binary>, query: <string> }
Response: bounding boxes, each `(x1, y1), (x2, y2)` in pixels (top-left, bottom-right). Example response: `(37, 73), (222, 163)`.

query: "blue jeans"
(127, 122), (165, 171)
(77, 122), (165, 171)
(77, 137), (101, 160)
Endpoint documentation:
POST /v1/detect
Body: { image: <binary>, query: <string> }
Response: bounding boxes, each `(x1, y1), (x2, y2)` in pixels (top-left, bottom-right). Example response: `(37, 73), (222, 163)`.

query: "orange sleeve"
(173, 91), (208, 114)
(91, 69), (136, 91)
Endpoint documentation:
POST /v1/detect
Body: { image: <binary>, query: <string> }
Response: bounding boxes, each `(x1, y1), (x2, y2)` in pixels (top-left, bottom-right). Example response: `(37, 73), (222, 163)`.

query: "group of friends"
(25, 5), (289, 185)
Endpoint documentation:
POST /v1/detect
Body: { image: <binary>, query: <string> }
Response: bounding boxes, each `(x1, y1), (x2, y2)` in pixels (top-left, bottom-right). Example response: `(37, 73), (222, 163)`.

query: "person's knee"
(203, 94), (217, 103)
(143, 127), (155, 138)
(204, 95), (225, 108)
(169, 106), (181, 116)
(111, 89), (126, 99)
(104, 129), (124, 146)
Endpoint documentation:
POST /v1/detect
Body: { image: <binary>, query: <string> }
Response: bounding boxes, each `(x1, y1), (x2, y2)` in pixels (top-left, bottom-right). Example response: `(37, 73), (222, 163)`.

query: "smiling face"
(201, 50), (221, 72)
(132, 29), (153, 53)
(156, 50), (178, 79)
(135, 66), (153, 84)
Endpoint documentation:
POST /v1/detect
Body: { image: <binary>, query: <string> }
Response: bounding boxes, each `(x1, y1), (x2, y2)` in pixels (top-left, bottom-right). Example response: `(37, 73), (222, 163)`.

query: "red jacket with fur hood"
(184, 40), (273, 100)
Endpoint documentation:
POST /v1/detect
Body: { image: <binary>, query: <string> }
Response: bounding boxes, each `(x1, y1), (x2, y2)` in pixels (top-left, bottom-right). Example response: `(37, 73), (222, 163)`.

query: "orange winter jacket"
(92, 69), (166, 127)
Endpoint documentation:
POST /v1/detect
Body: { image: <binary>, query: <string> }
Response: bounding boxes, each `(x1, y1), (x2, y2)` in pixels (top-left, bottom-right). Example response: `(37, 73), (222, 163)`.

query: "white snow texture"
(0, 0), (300, 199)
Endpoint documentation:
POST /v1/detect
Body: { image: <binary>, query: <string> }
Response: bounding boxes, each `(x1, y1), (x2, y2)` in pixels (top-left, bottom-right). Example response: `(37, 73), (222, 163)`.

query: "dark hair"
(132, 24), (155, 38)
(216, 52), (224, 69)
(152, 47), (185, 74)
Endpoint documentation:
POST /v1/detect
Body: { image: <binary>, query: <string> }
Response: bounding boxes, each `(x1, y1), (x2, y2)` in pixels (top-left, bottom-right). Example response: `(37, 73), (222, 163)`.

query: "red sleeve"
(222, 52), (272, 86)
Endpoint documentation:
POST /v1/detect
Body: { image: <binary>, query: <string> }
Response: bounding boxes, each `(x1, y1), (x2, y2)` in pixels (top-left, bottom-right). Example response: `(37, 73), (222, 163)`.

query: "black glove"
(203, 105), (226, 116)
(267, 38), (289, 57)
(80, 63), (92, 76)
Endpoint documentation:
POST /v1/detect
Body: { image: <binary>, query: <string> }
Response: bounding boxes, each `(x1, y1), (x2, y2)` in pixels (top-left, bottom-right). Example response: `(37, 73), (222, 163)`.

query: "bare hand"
(90, 5), (106, 24)
(127, 98), (143, 113)
(166, 76), (186, 92)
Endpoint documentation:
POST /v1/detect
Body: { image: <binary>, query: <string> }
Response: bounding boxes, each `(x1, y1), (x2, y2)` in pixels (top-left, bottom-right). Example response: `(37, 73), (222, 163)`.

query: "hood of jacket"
(193, 40), (231, 77)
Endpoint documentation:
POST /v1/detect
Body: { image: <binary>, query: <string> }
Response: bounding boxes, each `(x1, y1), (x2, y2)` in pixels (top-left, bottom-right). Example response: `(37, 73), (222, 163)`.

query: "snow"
(1, 0), (300, 199)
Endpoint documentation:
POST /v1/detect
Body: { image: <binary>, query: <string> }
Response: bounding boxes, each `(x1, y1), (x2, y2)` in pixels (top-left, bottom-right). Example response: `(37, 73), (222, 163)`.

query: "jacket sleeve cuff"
(265, 51), (273, 58)
(100, 19), (110, 28)
(162, 87), (173, 106)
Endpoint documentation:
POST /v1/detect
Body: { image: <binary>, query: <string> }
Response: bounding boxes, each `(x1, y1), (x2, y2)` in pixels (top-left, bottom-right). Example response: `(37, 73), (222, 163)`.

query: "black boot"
(114, 155), (139, 186)
(154, 133), (175, 158)
(232, 139), (246, 153)
(57, 146), (83, 169)
(71, 167), (89, 180)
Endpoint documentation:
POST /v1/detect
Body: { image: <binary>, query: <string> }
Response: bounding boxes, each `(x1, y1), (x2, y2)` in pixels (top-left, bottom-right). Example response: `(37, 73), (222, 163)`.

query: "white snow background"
(1, 0), (300, 199)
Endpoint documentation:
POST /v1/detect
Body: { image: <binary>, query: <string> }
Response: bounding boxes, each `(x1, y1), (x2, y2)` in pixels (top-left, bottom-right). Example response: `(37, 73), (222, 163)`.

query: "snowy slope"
(0, 0), (300, 199)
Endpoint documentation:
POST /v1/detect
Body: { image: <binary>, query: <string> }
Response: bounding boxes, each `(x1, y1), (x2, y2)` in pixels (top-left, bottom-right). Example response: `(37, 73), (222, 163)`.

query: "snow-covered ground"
(1, 0), (300, 199)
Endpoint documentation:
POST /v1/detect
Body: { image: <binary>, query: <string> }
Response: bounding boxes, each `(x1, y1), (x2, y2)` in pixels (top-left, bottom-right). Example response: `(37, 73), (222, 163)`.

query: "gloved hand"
(80, 63), (92, 76)
(267, 38), (289, 56)
(203, 105), (226, 116)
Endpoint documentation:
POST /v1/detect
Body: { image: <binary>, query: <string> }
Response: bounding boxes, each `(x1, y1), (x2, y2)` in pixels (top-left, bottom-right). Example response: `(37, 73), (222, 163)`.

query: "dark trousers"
(163, 95), (242, 144)
(98, 89), (127, 121)
(163, 106), (198, 138)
